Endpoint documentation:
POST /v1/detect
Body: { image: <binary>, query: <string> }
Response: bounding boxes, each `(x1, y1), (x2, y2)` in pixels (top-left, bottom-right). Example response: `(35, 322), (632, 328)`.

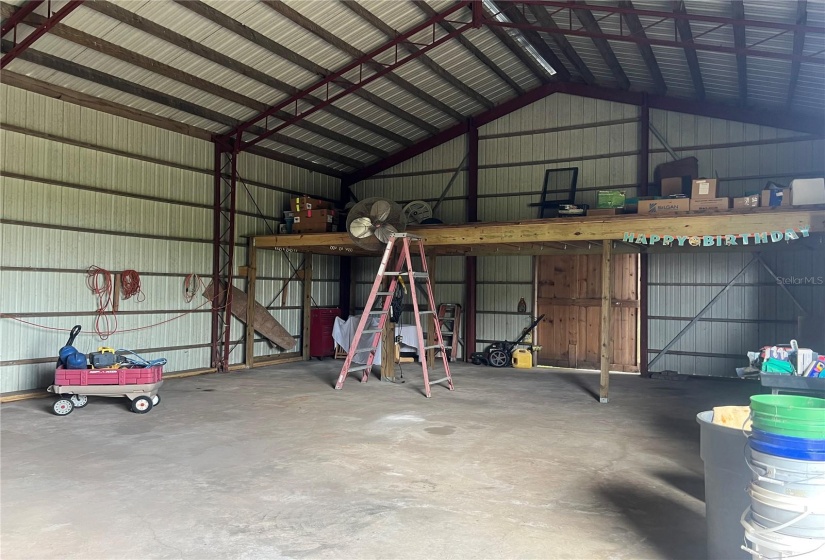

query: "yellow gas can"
(512, 348), (533, 369)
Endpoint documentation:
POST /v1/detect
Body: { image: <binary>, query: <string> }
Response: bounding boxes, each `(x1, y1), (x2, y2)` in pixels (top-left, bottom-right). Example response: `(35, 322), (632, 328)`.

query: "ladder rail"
(335, 233), (453, 397)
(335, 236), (400, 390)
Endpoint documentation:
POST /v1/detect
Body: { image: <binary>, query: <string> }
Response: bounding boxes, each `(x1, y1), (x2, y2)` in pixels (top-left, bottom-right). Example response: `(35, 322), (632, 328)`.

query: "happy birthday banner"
(622, 226), (810, 247)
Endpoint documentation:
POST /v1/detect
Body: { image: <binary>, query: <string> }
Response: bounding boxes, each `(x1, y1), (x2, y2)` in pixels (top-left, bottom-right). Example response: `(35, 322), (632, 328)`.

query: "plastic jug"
(512, 349), (532, 369)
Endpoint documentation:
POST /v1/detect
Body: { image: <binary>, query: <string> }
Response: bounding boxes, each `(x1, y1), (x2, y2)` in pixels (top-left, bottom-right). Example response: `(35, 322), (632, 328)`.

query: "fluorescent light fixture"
(480, 0), (557, 76)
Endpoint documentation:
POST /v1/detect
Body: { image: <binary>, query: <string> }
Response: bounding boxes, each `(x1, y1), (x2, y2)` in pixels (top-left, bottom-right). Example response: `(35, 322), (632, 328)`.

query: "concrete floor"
(1, 362), (758, 559)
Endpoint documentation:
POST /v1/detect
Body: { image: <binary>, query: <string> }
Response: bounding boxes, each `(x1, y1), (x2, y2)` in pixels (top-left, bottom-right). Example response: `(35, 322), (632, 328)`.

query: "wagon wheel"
(152, 394), (161, 406)
(131, 396), (153, 414)
(70, 395), (88, 408)
(488, 349), (510, 368)
(53, 398), (74, 416)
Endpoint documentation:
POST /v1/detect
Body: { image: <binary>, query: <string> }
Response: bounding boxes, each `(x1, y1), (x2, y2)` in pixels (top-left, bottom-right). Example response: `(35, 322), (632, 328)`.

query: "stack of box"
(690, 178), (730, 213)
(287, 196), (338, 234)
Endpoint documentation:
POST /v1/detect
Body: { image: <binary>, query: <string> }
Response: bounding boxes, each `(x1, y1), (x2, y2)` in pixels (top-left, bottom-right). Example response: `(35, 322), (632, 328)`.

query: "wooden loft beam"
(731, 1), (748, 106)
(617, 1), (667, 94)
(412, 0), (525, 95)
(572, 3), (631, 90)
(254, 209), (825, 252)
(343, 0), (495, 111)
(788, 1), (808, 107)
(260, 0), (442, 134)
(83, 2), (422, 145)
(526, 3), (597, 85)
(0, 2), (383, 162)
(494, 1), (572, 82)
(673, 0), (706, 100)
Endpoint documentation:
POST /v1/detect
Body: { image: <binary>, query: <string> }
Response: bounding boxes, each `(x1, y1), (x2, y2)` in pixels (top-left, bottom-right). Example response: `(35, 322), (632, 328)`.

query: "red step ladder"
(335, 233), (453, 398)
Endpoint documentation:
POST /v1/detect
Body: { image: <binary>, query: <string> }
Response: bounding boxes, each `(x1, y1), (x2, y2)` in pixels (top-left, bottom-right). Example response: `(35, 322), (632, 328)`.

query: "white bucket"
(742, 511), (825, 559)
(748, 484), (825, 539)
(748, 449), (825, 501)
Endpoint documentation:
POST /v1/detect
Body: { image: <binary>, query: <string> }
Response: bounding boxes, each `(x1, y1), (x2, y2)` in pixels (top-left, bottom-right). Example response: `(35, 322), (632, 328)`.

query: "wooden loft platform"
(246, 206), (824, 403)
(252, 208), (825, 256)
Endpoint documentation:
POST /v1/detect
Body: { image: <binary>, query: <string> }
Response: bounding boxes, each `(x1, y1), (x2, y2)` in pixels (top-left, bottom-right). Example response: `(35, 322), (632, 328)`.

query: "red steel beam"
(343, 81), (824, 185)
(483, 19), (824, 64)
(1, 0), (43, 36)
(515, 1), (825, 34)
(1, 0), (83, 69)
(217, 1), (471, 151)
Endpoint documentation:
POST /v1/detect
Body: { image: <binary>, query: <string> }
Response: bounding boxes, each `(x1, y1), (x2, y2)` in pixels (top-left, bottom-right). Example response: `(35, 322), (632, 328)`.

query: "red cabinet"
(310, 307), (340, 358)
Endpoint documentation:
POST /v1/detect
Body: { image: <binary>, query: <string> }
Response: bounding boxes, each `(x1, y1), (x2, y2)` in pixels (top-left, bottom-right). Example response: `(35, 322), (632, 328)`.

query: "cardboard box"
(690, 197), (730, 213)
(292, 196), (331, 212)
(691, 178), (718, 200)
(789, 178), (825, 206)
(661, 177), (688, 197)
(761, 187), (789, 208)
(732, 195), (760, 209)
(637, 198), (690, 215)
(596, 190), (626, 208)
(291, 209), (338, 233)
(588, 208), (621, 216)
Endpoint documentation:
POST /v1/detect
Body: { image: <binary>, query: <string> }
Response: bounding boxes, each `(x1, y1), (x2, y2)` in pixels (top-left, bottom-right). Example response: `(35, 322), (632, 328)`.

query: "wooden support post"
(426, 255), (437, 368)
(382, 319), (396, 381)
(245, 238), (257, 368)
(600, 240), (613, 403)
(301, 255), (313, 361)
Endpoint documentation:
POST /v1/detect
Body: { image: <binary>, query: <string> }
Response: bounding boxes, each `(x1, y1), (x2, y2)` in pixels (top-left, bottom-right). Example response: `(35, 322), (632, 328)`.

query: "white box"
(789, 178), (825, 206)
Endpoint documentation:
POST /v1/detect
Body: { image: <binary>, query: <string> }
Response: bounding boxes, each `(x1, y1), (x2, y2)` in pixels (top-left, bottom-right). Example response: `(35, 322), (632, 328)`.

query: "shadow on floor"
(598, 483), (706, 560)
(554, 372), (600, 402)
(652, 470), (705, 503)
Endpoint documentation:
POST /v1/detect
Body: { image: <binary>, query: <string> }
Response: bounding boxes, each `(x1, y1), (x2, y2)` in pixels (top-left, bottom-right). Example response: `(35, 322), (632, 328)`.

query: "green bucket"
(750, 395), (825, 439)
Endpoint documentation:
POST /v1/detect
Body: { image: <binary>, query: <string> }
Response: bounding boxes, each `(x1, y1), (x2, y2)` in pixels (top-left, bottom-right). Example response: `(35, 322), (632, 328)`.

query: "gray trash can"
(697, 410), (751, 560)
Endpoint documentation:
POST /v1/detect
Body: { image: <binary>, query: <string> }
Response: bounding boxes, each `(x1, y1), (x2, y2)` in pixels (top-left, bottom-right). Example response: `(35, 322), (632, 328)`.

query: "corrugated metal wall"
(336, 92), (825, 366)
(649, 110), (825, 197)
(0, 84), (338, 393)
(648, 245), (825, 377)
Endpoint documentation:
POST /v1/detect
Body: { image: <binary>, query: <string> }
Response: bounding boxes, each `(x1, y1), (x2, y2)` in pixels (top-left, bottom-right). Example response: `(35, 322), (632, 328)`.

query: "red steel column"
(465, 120), (478, 360)
(639, 94), (650, 196)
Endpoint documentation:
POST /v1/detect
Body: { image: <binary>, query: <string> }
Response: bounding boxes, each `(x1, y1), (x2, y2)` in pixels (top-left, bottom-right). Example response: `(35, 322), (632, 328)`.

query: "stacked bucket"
(743, 395), (825, 558)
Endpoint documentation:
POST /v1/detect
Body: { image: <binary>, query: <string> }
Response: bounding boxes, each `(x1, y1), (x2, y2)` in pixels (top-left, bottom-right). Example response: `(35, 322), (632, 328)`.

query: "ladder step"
(423, 344), (445, 350)
(375, 291), (392, 296)
(441, 331), (453, 336)
(354, 346), (378, 353)
(428, 377), (450, 385)
(348, 365), (371, 373)
(411, 272), (429, 279)
(362, 329), (382, 334)
(368, 310), (388, 315)
(419, 310), (435, 315)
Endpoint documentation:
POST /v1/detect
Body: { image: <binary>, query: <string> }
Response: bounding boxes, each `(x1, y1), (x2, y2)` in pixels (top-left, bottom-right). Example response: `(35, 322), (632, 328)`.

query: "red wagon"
(49, 366), (164, 415)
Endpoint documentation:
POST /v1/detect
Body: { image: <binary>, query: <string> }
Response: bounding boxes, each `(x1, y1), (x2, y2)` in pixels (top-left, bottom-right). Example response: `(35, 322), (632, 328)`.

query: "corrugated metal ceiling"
(2, 0), (822, 176)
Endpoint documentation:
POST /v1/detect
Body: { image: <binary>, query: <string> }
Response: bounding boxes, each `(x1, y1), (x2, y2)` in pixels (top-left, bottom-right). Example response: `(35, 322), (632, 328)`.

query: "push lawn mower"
(471, 314), (544, 367)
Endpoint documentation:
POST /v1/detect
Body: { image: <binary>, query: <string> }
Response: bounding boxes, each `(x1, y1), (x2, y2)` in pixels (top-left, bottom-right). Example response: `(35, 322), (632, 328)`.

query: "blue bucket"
(749, 428), (825, 461)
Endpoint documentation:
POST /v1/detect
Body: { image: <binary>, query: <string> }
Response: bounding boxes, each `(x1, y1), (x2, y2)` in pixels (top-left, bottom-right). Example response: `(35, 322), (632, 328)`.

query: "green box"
(597, 190), (626, 209)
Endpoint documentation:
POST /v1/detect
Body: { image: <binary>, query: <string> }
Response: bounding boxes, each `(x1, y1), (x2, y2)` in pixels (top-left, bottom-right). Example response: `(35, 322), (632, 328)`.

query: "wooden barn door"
(536, 252), (640, 372)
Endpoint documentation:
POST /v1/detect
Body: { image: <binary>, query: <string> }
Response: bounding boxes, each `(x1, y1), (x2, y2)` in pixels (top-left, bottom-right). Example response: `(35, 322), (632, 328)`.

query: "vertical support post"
(639, 253), (649, 377)
(467, 120), (479, 223)
(245, 237), (257, 369)
(600, 240), (613, 403)
(465, 257), (477, 360)
(381, 317), (396, 381)
(465, 119), (479, 360)
(426, 255), (437, 368)
(639, 95), (650, 197)
(339, 256), (352, 320)
(211, 141), (238, 372)
(302, 255), (313, 361)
